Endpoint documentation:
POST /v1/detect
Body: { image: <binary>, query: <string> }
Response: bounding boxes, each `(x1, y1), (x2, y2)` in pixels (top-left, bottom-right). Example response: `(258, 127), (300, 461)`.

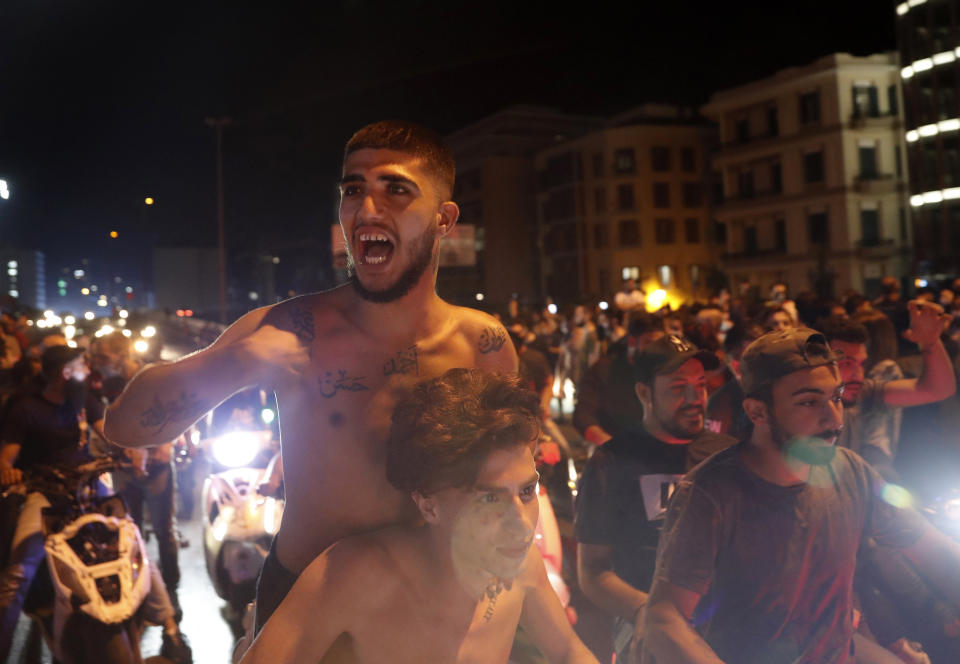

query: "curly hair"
(385, 369), (541, 495)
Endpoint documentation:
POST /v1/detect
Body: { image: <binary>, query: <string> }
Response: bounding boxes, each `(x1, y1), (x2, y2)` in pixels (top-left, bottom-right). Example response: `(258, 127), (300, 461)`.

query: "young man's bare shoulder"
(445, 305), (516, 368)
(261, 286), (354, 334)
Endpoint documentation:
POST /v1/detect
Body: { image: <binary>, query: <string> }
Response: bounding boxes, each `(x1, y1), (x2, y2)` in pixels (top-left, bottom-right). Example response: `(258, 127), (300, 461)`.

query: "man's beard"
(769, 413), (839, 466)
(653, 393), (703, 440)
(349, 225), (436, 304)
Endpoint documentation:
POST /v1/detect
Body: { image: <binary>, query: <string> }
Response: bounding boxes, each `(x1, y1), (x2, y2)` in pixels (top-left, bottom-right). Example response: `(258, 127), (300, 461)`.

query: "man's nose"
(358, 193), (382, 221)
(824, 398), (843, 430)
(505, 496), (536, 534)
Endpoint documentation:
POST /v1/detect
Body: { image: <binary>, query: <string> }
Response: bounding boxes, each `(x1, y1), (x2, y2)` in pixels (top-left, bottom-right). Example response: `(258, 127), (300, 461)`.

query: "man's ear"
(742, 398), (768, 427)
(412, 490), (441, 524)
(634, 381), (651, 406)
(437, 201), (459, 237)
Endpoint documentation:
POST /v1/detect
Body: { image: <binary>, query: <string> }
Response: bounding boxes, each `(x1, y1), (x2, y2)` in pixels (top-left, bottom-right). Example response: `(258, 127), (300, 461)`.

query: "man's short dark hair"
(815, 316), (869, 346)
(344, 120), (456, 200)
(386, 369), (540, 495)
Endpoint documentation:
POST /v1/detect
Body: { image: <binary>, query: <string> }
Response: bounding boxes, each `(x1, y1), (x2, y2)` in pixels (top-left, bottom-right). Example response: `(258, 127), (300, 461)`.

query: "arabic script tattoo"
(290, 307), (315, 344)
(383, 345), (419, 376)
(478, 326), (507, 354)
(139, 392), (210, 431)
(318, 370), (369, 398)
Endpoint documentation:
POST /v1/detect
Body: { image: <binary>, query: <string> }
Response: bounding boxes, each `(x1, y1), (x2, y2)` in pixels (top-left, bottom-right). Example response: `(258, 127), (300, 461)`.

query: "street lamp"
(205, 116), (232, 324)
(0, 180), (9, 200)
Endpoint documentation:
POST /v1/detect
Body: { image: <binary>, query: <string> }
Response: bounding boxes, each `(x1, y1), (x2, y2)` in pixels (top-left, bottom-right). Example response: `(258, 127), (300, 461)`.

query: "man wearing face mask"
(575, 336), (735, 663)
(642, 328), (960, 664)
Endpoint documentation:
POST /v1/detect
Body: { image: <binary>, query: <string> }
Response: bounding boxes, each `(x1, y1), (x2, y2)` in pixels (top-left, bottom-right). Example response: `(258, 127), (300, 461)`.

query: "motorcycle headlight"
(945, 497), (960, 521)
(212, 431), (261, 468)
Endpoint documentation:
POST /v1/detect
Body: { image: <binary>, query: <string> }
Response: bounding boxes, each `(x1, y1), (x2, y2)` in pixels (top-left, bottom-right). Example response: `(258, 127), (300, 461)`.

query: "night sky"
(0, 0), (896, 289)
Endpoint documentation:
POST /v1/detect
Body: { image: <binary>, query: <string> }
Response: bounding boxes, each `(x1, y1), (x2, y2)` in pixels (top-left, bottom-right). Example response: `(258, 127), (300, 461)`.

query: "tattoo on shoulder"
(478, 326), (507, 354)
(139, 392), (209, 431)
(290, 307), (316, 344)
(319, 370), (369, 398)
(383, 345), (419, 376)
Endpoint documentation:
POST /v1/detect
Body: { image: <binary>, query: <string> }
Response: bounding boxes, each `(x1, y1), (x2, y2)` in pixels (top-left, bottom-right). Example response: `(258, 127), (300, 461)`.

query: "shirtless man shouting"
(240, 369), (598, 664)
(103, 121), (517, 631)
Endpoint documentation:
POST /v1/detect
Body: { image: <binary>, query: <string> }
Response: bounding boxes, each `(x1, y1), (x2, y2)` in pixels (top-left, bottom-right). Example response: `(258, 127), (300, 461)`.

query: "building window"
(618, 220), (640, 246)
(653, 182), (670, 208)
(799, 91), (821, 125)
(681, 147), (696, 172)
(712, 173), (724, 204)
(803, 151), (824, 183)
(767, 107), (779, 136)
(655, 218), (676, 244)
(594, 187), (606, 213)
(858, 142), (878, 179)
(738, 170), (755, 198)
(775, 219), (786, 252)
(771, 161), (782, 193)
(651, 146), (671, 171)
(617, 184), (635, 210)
(861, 208), (880, 246)
(808, 212), (828, 245)
(614, 148), (636, 174)
(894, 145), (902, 177)
(594, 223), (609, 249)
(622, 266), (640, 281)
(592, 153), (604, 178)
(714, 222), (727, 245)
(744, 226), (758, 255)
(887, 85), (898, 116)
(684, 218), (700, 243)
(690, 264), (702, 289)
(682, 182), (703, 208)
(657, 265), (674, 288)
(852, 84), (879, 118)
(736, 117), (749, 143)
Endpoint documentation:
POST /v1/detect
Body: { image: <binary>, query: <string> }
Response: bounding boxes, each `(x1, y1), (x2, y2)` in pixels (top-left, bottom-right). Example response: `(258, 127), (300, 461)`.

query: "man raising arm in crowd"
(103, 121), (517, 633)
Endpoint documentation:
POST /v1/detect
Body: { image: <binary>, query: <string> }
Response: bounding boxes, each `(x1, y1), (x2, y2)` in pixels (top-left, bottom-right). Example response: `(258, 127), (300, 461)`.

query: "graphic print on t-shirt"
(639, 473), (684, 522)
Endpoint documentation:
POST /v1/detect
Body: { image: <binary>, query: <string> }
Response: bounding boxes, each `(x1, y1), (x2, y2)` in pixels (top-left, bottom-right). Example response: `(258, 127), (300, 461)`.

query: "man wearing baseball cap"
(574, 335), (735, 663)
(642, 328), (960, 664)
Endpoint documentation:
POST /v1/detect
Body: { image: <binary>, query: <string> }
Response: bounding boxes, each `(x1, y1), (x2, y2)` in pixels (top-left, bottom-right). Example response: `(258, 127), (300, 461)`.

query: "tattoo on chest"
(290, 307), (316, 344)
(139, 392), (209, 431)
(478, 326), (507, 354)
(383, 345), (419, 376)
(318, 370), (369, 398)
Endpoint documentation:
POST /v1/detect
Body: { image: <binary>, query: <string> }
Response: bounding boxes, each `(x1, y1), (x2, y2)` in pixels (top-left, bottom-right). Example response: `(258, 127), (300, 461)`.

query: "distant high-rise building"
(153, 247), (221, 317)
(0, 248), (45, 309)
(445, 106), (601, 309)
(534, 105), (719, 304)
(703, 53), (910, 299)
(896, 0), (960, 276)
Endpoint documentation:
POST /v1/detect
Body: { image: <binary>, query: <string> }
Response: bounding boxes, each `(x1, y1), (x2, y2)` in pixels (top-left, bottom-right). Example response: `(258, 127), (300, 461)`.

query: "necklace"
(482, 578), (511, 623)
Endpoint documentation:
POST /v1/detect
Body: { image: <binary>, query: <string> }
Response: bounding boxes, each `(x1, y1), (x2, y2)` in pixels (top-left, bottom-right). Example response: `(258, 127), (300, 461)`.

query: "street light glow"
(141, 325), (156, 338)
(145, 197), (154, 205)
(0, 180), (9, 200)
(109, 231), (118, 238)
(134, 340), (149, 353)
(84, 311), (95, 320)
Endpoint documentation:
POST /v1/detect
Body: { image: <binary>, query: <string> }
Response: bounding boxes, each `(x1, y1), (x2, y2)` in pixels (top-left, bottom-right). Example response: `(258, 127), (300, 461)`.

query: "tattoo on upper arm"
(139, 392), (210, 431)
(319, 370), (369, 398)
(383, 345), (419, 376)
(290, 307), (316, 344)
(478, 326), (507, 354)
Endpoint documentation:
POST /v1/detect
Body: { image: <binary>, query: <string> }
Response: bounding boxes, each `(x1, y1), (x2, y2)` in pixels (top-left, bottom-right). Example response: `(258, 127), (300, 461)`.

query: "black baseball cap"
(741, 327), (837, 397)
(41, 344), (84, 377)
(635, 335), (719, 384)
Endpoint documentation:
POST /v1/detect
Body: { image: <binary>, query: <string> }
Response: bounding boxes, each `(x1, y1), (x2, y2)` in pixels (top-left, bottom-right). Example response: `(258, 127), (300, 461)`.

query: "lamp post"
(205, 117), (232, 323)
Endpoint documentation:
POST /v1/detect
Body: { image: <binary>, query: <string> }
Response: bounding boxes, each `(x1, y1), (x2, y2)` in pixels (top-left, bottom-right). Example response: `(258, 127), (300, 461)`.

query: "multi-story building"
(535, 105), (719, 305)
(445, 106), (600, 308)
(703, 53), (910, 298)
(896, 0), (960, 276)
(0, 248), (45, 310)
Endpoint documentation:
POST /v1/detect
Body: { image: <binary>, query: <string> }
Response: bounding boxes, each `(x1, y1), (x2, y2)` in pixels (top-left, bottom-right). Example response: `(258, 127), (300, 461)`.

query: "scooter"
(16, 458), (152, 664)
(201, 428), (283, 613)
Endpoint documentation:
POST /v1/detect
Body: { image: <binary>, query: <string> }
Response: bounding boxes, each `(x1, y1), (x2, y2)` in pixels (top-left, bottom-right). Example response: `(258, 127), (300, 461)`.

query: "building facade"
(703, 53), (911, 299)
(0, 248), (45, 310)
(535, 105), (719, 306)
(897, 0), (960, 277)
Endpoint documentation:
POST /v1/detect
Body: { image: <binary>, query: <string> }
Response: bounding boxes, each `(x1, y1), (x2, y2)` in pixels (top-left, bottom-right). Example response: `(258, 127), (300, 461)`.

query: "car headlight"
(211, 431), (261, 468)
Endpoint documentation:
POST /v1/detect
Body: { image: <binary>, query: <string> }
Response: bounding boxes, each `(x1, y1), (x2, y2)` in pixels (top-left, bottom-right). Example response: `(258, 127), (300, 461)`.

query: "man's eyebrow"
(790, 387), (826, 397)
(378, 174), (420, 190)
(474, 473), (540, 493)
(339, 174), (364, 186)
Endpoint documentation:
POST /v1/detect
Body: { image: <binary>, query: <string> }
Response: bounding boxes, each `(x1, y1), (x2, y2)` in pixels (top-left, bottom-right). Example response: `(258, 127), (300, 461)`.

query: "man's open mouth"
(357, 229), (395, 266)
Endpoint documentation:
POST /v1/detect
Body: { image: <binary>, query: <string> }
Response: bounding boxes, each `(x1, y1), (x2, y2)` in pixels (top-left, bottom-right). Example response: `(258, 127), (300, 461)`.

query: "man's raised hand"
(904, 300), (950, 349)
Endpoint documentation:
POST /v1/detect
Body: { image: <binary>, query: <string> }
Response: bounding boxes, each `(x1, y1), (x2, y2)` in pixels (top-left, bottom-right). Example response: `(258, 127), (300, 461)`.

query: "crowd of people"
(1, 119), (960, 664)
(0, 318), (193, 663)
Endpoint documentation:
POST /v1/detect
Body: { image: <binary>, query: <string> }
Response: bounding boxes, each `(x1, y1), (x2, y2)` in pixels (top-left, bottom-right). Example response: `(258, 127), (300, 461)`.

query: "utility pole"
(205, 116), (232, 324)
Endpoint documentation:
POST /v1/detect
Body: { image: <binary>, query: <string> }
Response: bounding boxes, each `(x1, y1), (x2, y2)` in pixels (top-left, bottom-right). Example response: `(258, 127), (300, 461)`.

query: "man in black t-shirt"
(643, 328), (960, 664)
(575, 335), (735, 661)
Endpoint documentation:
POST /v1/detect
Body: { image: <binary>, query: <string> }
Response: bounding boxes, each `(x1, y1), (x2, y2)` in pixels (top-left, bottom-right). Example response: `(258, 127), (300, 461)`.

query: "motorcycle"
(14, 458), (152, 664)
(201, 428), (283, 616)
